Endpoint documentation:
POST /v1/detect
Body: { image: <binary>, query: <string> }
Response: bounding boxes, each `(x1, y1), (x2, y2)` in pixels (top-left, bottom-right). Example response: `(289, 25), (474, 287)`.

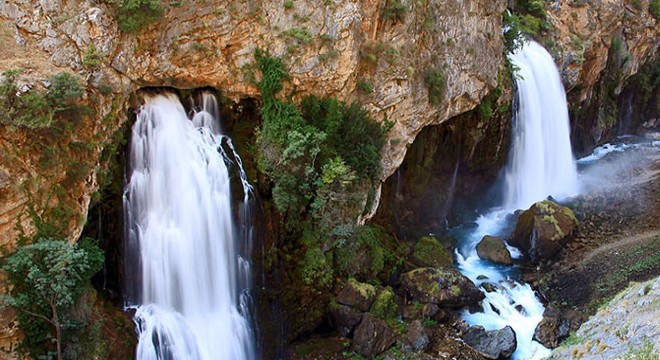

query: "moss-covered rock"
(510, 200), (578, 263)
(411, 236), (454, 268)
(399, 268), (484, 307)
(369, 287), (398, 322)
(336, 278), (377, 312)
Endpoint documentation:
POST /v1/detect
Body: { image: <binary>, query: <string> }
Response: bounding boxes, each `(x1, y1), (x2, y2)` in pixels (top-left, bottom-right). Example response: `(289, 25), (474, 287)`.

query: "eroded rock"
(463, 325), (517, 360)
(399, 268), (484, 307)
(351, 314), (396, 357)
(477, 235), (512, 265)
(510, 200), (578, 263)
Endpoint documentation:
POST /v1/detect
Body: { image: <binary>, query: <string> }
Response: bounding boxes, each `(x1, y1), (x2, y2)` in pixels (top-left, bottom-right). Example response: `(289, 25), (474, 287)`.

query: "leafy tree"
(1, 238), (104, 360)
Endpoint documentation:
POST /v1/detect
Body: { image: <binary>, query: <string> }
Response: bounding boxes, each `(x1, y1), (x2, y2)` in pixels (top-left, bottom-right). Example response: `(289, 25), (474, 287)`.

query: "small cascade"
(503, 41), (579, 210)
(456, 40), (579, 359)
(124, 92), (256, 360)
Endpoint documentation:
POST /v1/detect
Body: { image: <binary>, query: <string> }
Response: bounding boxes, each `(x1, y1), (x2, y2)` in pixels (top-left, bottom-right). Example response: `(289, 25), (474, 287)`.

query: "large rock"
(399, 268), (484, 307)
(463, 325), (517, 360)
(336, 278), (376, 312)
(329, 303), (363, 338)
(510, 200), (578, 263)
(411, 236), (454, 268)
(476, 235), (512, 265)
(534, 307), (586, 349)
(351, 314), (396, 357)
(405, 319), (430, 352)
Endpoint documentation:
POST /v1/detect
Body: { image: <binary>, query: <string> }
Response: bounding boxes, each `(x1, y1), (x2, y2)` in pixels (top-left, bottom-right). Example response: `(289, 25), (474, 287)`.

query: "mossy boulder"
(369, 287), (398, 322)
(399, 268), (484, 307)
(476, 235), (512, 265)
(411, 236), (454, 267)
(510, 200), (578, 263)
(336, 278), (377, 312)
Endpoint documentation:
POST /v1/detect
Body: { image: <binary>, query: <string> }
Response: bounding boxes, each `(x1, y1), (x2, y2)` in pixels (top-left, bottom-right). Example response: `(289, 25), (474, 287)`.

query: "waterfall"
(456, 40), (579, 360)
(124, 92), (256, 360)
(503, 41), (579, 210)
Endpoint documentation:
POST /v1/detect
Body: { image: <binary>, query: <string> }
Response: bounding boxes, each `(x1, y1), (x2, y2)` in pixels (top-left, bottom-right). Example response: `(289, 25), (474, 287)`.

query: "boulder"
(351, 314), (396, 357)
(411, 236), (454, 267)
(463, 325), (517, 359)
(399, 268), (484, 307)
(405, 320), (430, 351)
(476, 235), (513, 265)
(336, 278), (377, 312)
(329, 303), (363, 337)
(510, 200), (578, 263)
(533, 307), (586, 348)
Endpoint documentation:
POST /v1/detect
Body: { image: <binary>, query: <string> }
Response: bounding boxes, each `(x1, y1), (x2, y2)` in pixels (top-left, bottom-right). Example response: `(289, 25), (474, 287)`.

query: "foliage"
(283, 27), (313, 44)
(381, 0), (408, 22)
(650, 0), (660, 19)
(0, 70), (89, 131)
(82, 44), (104, 70)
(1, 238), (104, 359)
(357, 80), (374, 94)
(104, 0), (163, 33)
(369, 288), (398, 321)
(424, 67), (446, 105)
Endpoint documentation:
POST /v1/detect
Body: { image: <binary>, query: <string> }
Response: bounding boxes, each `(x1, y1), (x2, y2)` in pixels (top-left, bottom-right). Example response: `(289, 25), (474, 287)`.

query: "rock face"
(399, 267), (484, 307)
(405, 319), (430, 352)
(351, 314), (396, 357)
(463, 325), (517, 360)
(510, 200), (578, 263)
(477, 235), (512, 265)
(553, 277), (660, 359)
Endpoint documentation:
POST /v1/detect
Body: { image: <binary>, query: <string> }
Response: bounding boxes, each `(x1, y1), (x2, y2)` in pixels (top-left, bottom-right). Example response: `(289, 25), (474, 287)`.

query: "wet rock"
(405, 320), (430, 351)
(477, 235), (513, 265)
(463, 325), (517, 359)
(399, 268), (484, 307)
(481, 282), (499, 293)
(510, 200), (578, 263)
(411, 236), (454, 267)
(534, 307), (585, 348)
(329, 303), (363, 337)
(352, 314), (396, 357)
(336, 278), (377, 312)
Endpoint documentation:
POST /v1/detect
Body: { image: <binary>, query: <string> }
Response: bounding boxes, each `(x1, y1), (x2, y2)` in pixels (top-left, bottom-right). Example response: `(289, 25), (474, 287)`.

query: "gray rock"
(399, 268), (484, 307)
(464, 325), (517, 359)
(477, 235), (513, 265)
(352, 314), (396, 357)
(405, 320), (430, 351)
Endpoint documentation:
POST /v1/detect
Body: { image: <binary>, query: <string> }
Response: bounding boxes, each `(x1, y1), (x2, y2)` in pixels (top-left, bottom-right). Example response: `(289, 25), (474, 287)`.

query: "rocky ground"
(552, 277), (660, 359)
(536, 141), (660, 315)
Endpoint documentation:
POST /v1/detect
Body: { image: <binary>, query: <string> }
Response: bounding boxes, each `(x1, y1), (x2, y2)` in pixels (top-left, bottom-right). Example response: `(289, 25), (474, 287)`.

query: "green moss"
(369, 287), (398, 321)
(348, 278), (377, 300)
(411, 236), (453, 267)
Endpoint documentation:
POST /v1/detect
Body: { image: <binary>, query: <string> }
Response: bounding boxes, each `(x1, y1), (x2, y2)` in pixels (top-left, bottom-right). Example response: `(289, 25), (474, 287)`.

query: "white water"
(457, 41), (580, 360)
(503, 41), (579, 210)
(124, 93), (255, 360)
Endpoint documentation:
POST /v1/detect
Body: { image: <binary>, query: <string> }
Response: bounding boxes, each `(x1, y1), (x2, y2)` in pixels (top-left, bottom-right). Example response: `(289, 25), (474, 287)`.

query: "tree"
(1, 238), (104, 360)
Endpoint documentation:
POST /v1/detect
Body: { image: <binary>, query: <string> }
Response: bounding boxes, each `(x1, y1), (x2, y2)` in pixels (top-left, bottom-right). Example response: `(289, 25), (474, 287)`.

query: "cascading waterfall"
(456, 40), (579, 359)
(503, 40), (579, 210)
(124, 92), (256, 360)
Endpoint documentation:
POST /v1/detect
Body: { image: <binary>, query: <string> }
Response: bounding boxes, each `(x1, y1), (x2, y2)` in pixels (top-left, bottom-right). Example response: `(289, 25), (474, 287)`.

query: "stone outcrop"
(534, 306), (585, 349)
(477, 235), (513, 265)
(399, 267), (484, 307)
(463, 325), (517, 360)
(510, 200), (578, 263)
(351, 314), (396, 357)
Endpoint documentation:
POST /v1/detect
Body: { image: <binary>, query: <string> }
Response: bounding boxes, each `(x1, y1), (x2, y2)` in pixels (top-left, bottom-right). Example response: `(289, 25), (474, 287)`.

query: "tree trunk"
(51, 303), (62, 360)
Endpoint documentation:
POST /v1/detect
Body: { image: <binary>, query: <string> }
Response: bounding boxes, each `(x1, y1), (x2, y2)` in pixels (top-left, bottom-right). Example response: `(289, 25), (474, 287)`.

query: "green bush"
(1, 238), (104, 359)
(424, 67), (446, 105)
(381, 0), (407, 22)
(0, 70), (88, 131)
(82, 44), (104, 70)
(112, 0), (163, 33)
(650, 0), (660, 19)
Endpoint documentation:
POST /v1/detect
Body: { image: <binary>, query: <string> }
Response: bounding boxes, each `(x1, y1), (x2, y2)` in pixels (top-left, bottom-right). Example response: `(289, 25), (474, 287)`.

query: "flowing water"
(456, 40), (579, 359)
(124, 92), (256, 360)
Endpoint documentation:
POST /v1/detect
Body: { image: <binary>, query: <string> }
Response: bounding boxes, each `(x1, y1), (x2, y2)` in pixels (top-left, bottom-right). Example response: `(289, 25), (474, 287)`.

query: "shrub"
(357, 80), (374, 94)
(650, 0), (660, 19)
(424, 67), (446, 105)
(381, 0), (407, 22)
(82, 44), (104, 70)
(1, 238), (104, 360)
(113, 0), (163, 33)
(284, 27), (313, 44)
